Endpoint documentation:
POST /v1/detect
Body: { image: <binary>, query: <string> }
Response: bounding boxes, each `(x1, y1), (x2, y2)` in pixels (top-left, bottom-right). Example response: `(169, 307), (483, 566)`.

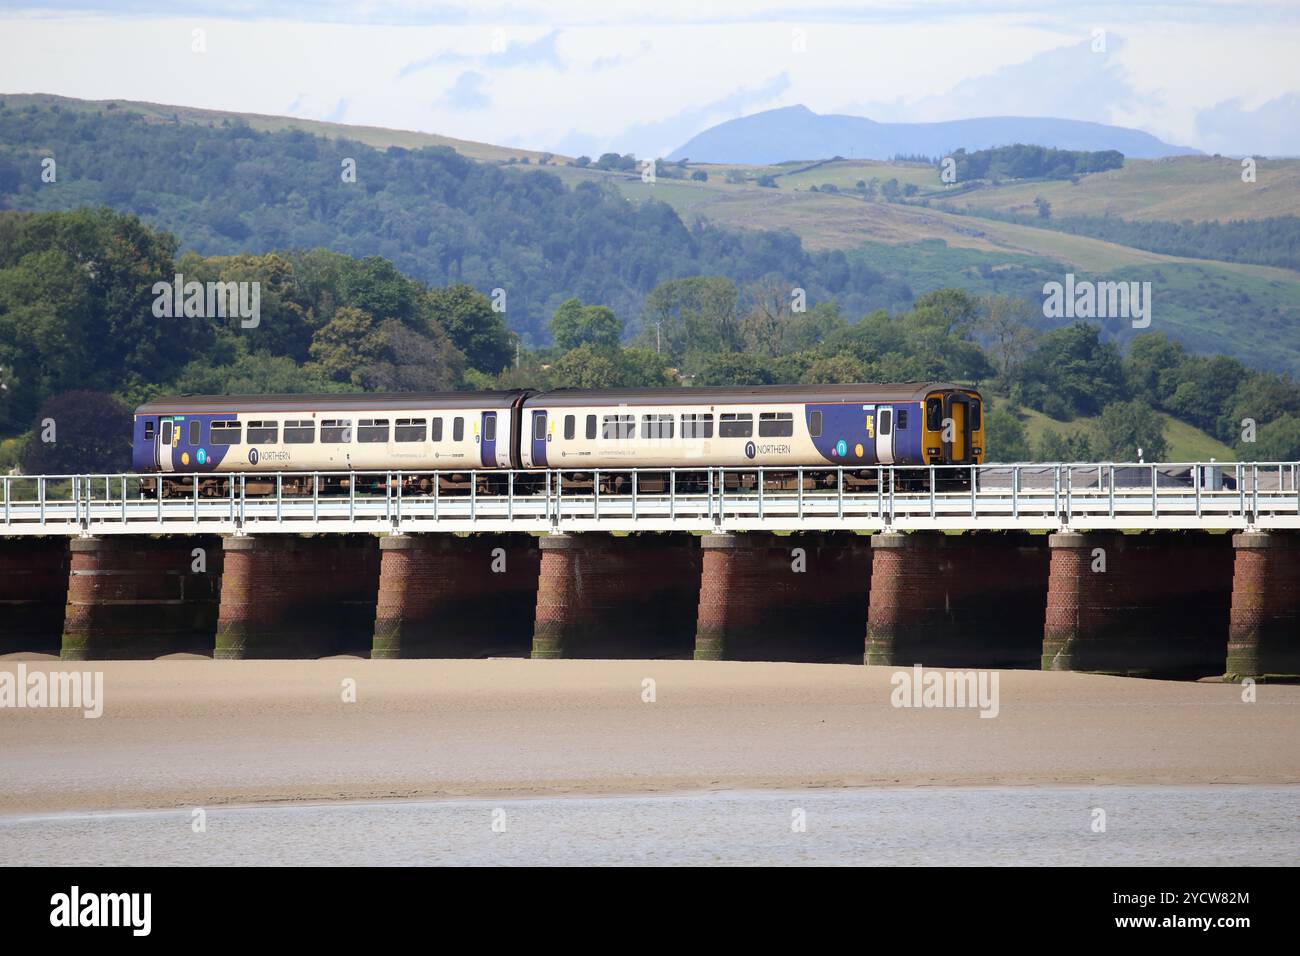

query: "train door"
(531, 410), (548, 468)
(875, 405), (895, 465)
(948, 399), (968, 462)
(156, 418), (175, 472)
(480, 411), (498, 467)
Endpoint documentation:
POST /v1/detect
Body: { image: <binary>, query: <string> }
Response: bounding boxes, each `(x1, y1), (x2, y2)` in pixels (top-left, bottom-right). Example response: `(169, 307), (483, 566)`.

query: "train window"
(453, 417), (464, 442)
(143, 420), (155, 441)
(602, 415), (635, 440)
(926, 398), (943, 431)
(395, 418), (426, 442)
(160, 420), (173, 445)
(642, 414), (674, 440)
(681, 414), (714, 439)
(879, 409), (893, 434)
(809, 410), (822, 438)
(484, 415), (497, 442)
(969, 400), (981, 430)
(209, 420), (241, 445)
(430, 418), (444, 442)
(533, 413), (546, 442)
(897, 409), (909, 430)
(246, 420), (278, 444)
(188, 421), (201, 445)
(719, 413), (753, 438)
(759, 412), (794, 438)
(358, 419), (390, 443)
(284, 420), (315, 444)
(585, 415), (597, 440)
(321, 419), (353, 443)
(564, 415), (575, 440)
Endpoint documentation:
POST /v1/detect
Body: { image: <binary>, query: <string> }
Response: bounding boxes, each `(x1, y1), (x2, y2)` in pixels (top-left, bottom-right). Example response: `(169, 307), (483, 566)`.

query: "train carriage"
(132, 391), (528, 497)
(132, 382), (982, 496)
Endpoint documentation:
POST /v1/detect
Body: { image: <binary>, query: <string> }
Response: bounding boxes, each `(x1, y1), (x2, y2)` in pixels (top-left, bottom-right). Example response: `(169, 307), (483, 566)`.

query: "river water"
(2, 785), (1295, 866)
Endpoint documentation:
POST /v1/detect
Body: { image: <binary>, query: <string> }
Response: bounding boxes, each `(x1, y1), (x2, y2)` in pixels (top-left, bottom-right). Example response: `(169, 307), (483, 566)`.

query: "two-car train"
(132, 382), (984, 496)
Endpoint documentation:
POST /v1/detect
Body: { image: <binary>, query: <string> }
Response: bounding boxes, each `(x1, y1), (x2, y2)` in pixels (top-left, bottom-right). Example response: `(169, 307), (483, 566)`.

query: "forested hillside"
(3, 208), (1299, 473)
(0, 101), (906, 346)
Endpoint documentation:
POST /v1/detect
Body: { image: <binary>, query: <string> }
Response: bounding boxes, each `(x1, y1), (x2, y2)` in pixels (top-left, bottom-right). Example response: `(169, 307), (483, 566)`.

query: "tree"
(426, 284), (513, 374)
(1096, 401), (1168, 461)
(984, 405), (1032, 462)
(307, 307), (389, 385)
(1248, 414), (1300, 460)
(980, 295), (1037, 382)
(23, 391), (132, 474)
(1035, 428), (1096, 462)
(638, 276), (740, 360)
(1034, 197), (1051, 219)
(691, 170), (708, 182)
(1124, 331), (1185, 407)
(549, 298), (622, 351)
(1013, 323), (1126, 419)
(359, 320), (465, 391)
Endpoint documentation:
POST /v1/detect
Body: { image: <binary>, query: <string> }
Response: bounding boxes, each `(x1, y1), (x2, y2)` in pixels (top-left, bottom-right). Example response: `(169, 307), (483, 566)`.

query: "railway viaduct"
(1, 464), (1298, 679)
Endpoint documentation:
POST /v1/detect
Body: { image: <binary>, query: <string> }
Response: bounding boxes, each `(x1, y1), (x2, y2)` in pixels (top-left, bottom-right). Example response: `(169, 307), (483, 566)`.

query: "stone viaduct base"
(864, 531), (1049, 669)
(532, 532), (701, 659)
(214, 535), (379, 659)
(695, 532), (872, 662)
(0, 537), (70, 655)
(61, 535), (223, 660)
(1228, 531), (1300, 680)
(1043, 531), (1234, 679)
(372, 533), (540, 658)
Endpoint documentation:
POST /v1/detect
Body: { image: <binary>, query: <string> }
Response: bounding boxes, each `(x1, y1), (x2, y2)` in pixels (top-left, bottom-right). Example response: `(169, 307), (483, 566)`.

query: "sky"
(1, 1), (1298, 157)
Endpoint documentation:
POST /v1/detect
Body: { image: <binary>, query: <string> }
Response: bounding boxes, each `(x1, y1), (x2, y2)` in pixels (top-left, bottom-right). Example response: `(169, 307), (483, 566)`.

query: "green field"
(1001, 399), (1237, 463)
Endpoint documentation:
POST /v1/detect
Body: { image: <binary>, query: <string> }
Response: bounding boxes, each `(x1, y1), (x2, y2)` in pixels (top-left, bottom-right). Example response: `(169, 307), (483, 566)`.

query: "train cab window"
(188, 421), (201, 445)
(395, 418), (427, 442)
(602, 415), (635, 440)
(358, 419), (390, 443)
(430, 418), (444, 442)
(246, 420), (278, 444)
(452, 417), (464, 442)
(969, 400), (981, 431)
(143, 420), (155, 441)
(564, 415), (575, 440)
(284, 420), (315, 444)
(681, 414), (714, 439)
(533, 413), (547, 442)
(719, 413), (753, 438)
(642, 414), (674, 440)
(585, 415), (597, 440)
(926, 398), (943, 431)
(209, 420), (241, 445)
(897, 409), (909, 430)
(759, 412), (794, 437)
(483, 415), (497, 442)
(320, 419), (352, 443)
(809, 411), (822, 438)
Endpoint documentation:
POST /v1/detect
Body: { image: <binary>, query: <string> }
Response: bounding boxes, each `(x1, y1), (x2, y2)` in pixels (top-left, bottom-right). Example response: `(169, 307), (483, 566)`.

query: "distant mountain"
(668, 105), (1200, 164)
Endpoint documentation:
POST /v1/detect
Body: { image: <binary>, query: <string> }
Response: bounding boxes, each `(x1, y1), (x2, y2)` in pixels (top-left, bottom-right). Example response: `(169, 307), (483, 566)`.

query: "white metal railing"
(1, 462), (1298, 535)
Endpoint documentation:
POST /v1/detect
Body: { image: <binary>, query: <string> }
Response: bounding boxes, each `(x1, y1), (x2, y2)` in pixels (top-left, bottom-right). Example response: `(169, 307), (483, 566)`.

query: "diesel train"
(133, 382), (984, 496)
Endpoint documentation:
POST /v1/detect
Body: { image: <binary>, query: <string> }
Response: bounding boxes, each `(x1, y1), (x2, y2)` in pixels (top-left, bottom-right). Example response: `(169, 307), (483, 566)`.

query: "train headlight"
(926, 447), (940, 456)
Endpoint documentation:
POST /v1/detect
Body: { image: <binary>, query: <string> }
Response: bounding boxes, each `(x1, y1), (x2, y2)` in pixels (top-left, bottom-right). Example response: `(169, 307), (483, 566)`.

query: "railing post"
(797, 466), (803, 520)
(670, 468), (676, 522)
(1151, 463), (1157, 519)
(757, 467), (764, 520)
(508, 469), (515, 521)
(632, 469), (639, 521)
(594, 469), (600, 521)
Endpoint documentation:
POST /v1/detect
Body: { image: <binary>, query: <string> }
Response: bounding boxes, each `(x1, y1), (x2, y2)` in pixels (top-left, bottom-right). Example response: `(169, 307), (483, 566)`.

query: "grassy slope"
(0, 92), (561, 164)
(1010, 401), (1237, 462)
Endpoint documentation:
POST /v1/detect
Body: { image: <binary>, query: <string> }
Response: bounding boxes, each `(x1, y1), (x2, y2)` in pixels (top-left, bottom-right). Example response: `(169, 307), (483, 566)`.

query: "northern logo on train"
(744, 441), (756, 460)
(248, 448), (259, 465)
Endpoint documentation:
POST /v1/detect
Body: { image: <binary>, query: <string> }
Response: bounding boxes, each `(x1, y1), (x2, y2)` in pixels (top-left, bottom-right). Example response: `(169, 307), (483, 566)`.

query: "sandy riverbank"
(1, 658), (1297, 815)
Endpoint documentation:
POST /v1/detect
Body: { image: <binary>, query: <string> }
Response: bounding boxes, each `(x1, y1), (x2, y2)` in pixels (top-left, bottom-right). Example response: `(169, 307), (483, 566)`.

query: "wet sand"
(1, 658), (1298, 815)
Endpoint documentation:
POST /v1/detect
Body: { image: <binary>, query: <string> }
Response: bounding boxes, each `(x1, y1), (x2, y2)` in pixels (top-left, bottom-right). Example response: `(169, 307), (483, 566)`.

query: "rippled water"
(2, 786), (1296, 866)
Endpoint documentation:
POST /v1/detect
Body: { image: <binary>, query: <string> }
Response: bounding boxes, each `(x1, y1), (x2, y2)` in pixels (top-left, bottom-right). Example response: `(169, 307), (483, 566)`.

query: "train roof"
(135, 391), (529, 414)
(527, 382), (973, 407)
